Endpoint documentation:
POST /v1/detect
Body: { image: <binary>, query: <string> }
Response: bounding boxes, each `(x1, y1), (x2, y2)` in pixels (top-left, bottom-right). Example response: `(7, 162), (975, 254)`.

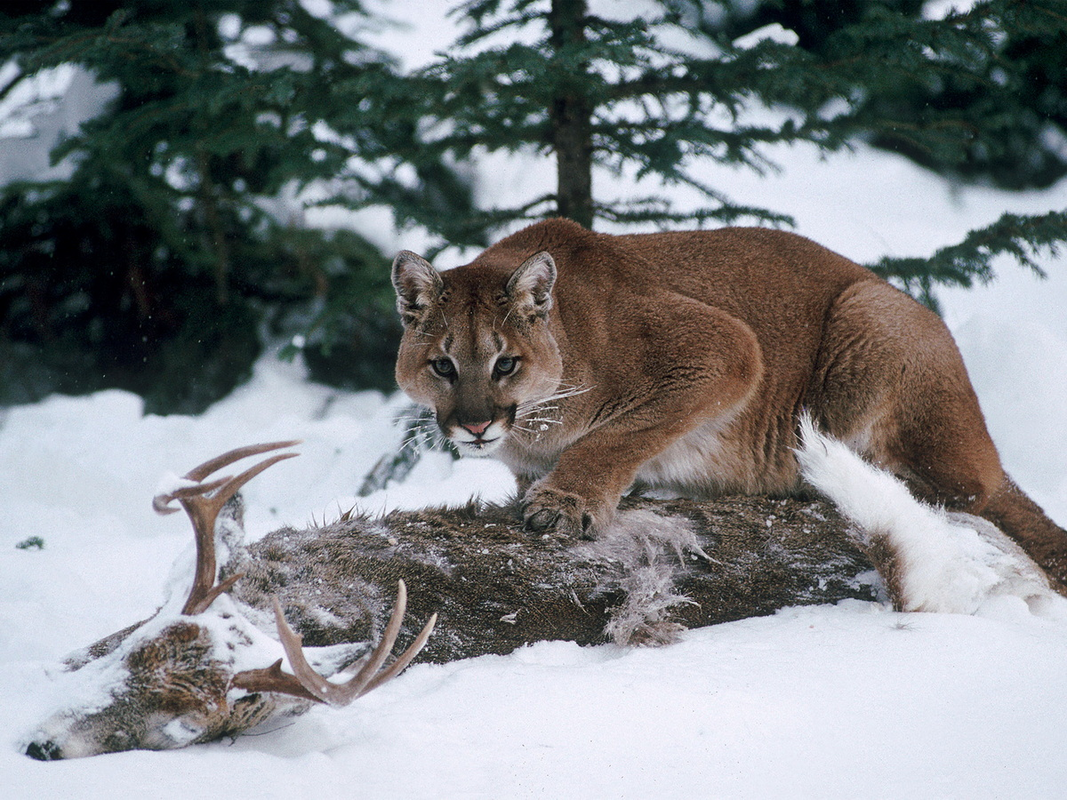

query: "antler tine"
(153, 441), (300, 616)
(354, 603), (438, 696)
(267, 580), (437, 707)
(183, 440), (302, 483)
(229, 659), (319, 703)
(153, 441), (302, 515)
(153, 476), (231, 515)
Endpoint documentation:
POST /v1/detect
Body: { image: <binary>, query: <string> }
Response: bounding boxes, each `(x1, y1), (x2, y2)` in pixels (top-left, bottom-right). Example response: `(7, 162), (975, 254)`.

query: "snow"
(4, 2), (1067, 796)
(733, 22), (801, 49)
(4, 164), (1066, 798)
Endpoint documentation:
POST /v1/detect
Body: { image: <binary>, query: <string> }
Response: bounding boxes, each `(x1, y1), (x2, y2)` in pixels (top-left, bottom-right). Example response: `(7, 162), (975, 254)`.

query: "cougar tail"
(980, 477), (1067, 590)
(795, 415), (1065, 616)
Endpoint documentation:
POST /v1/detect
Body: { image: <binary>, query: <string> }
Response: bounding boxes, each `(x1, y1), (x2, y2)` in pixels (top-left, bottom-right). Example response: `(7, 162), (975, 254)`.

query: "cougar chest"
(498, 423), (577, 482)
(635, 417), (799, 497)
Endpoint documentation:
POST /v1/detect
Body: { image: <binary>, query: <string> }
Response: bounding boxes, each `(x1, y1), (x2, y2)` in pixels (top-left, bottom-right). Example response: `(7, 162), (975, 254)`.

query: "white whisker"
(518, 415), (563, 426)
(517, 383), (591, 421)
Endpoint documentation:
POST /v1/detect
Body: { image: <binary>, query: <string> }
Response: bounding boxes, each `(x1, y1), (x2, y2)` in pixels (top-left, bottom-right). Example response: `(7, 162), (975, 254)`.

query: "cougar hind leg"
(981, 478), (1067, 588)
(810, 279), (1067, 584)
(812, 280), (999, 506)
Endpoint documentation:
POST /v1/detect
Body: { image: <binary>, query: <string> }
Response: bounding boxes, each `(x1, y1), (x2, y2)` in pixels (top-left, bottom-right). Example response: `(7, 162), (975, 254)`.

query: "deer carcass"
(23, 427), (1063, 760)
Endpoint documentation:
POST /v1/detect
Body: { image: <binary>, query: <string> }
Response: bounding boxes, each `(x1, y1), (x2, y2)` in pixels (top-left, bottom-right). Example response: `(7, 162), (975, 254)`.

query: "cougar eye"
(430, 358), (456, 378)
(494, 356), (518, 378)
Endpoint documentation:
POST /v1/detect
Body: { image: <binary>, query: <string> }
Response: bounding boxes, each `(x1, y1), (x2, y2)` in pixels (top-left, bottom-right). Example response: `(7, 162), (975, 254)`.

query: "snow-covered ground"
(4, 3), (1067, 797)
(3, 140), (1066, 797)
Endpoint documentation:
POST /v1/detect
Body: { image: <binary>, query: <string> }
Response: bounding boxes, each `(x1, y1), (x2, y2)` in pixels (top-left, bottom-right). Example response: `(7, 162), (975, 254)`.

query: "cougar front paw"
(521, 485), (604, 539)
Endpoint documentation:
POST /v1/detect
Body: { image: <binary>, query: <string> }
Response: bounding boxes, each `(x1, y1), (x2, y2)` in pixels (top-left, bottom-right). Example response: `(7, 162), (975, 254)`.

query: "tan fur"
(392, 219), (1067, 581)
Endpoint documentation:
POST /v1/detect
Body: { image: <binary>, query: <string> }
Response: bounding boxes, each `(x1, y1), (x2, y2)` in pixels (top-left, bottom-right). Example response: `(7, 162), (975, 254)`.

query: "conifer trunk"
(548, 0), (594, 229)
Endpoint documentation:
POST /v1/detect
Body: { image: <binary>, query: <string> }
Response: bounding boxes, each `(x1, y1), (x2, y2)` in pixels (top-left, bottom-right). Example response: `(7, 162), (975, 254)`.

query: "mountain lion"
(392, 218), (1067, 585)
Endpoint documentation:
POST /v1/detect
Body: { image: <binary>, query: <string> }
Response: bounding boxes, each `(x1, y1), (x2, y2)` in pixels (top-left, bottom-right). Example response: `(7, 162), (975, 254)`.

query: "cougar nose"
(460, 420), (493, 437)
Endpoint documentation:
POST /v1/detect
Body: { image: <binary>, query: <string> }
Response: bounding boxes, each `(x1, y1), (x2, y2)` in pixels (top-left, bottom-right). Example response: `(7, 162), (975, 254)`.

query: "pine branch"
(596, 197), (793, 228)
(870, 210), (1067, 309)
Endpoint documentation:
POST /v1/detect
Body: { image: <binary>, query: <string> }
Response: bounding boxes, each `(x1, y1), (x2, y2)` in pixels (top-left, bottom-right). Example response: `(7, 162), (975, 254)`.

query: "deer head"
(23, 442), (435, 760)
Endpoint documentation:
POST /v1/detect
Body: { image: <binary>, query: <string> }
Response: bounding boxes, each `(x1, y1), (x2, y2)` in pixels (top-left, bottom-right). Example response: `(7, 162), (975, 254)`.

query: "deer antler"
(153, 441), (300, 615)
(156, 445), (436, 703)
(232, 580), (437, 706)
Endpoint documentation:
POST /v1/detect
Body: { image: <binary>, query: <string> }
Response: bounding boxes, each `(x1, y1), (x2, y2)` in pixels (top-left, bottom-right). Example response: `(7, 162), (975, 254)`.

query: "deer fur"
(23, 427), (1063, 760)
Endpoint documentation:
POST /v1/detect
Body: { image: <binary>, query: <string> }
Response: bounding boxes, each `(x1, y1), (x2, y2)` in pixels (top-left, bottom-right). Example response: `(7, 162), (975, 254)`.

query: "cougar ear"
(505, 251), (556, 320)
(392, 250), (443, 327)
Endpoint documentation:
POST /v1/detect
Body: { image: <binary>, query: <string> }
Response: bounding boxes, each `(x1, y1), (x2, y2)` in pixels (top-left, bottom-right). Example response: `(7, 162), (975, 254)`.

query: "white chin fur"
(453, 437), (505, 457)
(450, 421), (509, 456)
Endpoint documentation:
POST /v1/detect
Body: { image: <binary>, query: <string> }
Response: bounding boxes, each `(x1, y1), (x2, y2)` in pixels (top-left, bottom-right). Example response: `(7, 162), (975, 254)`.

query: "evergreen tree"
(405, 0), (1067, 305)
(0, 0), (473, 412)
(704, 0), (1067, 190)
(3, 1), (1065, 414)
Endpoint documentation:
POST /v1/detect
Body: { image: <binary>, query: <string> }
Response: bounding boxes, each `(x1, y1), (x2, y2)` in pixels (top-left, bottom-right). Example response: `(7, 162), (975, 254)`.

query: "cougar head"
(392, 249), (564, 456)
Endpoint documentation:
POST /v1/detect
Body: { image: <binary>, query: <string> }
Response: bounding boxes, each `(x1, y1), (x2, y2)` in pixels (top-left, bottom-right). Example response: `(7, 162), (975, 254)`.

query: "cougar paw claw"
(521, 485), (600, 539)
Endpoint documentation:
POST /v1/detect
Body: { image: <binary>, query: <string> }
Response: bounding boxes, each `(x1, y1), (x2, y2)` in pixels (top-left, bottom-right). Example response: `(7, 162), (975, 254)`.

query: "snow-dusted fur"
(576, 510), (710, 646)
(796, 415), (1065, 617)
